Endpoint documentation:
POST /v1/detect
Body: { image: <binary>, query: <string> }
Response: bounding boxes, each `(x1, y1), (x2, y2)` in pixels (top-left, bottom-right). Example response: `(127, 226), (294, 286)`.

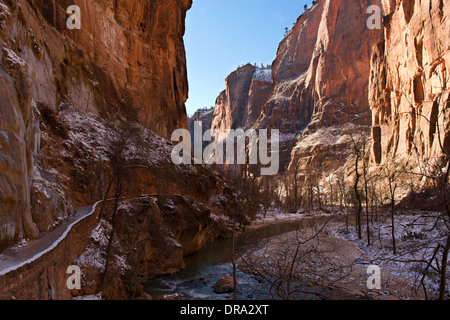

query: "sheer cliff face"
(0, 0), (191, 250)
(26, 0), (191, 136)
(263, 0), (382, 135)
(369, 0), (449, 165)
(210, 64), (273, 141)
(189, 107), (214, 147)
(277, 0), (383, 173)
(209, 0), (382, 173)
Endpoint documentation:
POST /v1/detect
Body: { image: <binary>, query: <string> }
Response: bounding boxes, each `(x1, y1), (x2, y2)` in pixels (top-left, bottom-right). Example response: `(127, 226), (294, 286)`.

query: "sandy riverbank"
(238, 211), (427, 300)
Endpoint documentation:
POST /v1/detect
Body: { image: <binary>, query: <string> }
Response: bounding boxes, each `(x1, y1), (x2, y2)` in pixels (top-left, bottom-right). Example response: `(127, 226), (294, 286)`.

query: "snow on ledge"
(0, 200), (103, 277)
(253, 68), (273, 83)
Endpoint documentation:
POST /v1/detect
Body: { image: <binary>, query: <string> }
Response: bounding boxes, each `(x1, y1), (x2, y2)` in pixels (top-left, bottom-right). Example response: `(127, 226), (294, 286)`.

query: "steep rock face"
(261, 0), (382, 131)
(207, 0), (382, 174)
(73, 195), (211, 299)
(211, 64), (273, 141)
(0, 66), (40, 248)
(369, 0), (450, 165)
(266, 0), (382, 172)
(25, 0), (191, 137)
(0, 0), (191, 250)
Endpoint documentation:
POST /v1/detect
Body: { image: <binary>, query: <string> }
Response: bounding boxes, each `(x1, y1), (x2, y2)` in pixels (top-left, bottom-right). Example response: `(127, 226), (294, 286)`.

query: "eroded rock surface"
(369, 0), (450, 165)
(211, 64), (273, 141)
(0, 0), (192, 249)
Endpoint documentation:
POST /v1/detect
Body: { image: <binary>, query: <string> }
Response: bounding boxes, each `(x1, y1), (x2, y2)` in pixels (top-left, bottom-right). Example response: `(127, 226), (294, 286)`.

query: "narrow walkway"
(0, 204), (97, 276)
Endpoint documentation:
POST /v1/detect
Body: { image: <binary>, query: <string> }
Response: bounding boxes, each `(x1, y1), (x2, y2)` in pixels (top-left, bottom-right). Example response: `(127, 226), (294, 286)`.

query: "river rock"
(213, 276), (235, 294)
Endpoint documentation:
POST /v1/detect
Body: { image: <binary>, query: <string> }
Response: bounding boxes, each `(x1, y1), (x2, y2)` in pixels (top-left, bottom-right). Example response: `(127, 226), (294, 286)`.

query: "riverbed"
(144, 215), (347, 300)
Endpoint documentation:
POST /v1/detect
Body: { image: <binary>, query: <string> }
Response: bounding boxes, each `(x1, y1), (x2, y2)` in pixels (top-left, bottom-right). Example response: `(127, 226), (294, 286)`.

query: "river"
(145, 217), (347, 300)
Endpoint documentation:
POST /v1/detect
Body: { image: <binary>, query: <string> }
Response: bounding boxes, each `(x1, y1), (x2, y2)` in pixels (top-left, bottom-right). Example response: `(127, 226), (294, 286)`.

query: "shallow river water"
(145, 218), (346, 300)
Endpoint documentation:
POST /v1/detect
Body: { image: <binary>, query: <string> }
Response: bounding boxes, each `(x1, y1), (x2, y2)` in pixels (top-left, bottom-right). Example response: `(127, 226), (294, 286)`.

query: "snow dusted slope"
(0, 0), (193, 250)
(253, 68), (273, 83)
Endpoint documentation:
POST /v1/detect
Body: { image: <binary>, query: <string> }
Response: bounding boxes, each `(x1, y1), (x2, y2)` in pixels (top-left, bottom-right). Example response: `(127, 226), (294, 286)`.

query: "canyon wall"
(369, 0), (449, 166)
(208, 0), (383, 174)
(277, 0), (382, 173)
(0, 0), (192, 250)
(208, 0), (449, 182)
(210, 64), (273, 141)
(0, 0), (248, 299)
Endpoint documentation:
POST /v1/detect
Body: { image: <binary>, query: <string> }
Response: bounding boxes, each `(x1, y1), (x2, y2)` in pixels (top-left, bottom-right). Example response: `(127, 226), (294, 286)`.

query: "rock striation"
(369, 0), (450, 165)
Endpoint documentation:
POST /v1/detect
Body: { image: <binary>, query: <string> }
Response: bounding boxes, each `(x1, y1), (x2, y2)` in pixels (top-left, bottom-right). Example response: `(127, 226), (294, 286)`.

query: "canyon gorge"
(0, 0), (449, 300)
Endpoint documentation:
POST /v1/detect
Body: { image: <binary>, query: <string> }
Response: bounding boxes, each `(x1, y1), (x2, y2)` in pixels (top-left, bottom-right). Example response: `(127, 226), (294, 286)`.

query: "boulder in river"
(213, 276), (235, 294)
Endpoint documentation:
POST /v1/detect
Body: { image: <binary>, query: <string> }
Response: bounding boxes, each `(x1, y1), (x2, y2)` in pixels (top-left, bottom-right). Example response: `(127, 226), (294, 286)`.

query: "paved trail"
(0, 205), (96, 276)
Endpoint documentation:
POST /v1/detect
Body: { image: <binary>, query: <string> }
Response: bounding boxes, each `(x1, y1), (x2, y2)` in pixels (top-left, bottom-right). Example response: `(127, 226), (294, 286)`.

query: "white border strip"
(0, 200), (103, 277)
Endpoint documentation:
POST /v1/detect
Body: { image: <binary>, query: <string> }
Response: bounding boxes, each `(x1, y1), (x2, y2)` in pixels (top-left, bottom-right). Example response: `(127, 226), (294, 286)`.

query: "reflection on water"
(145, 219), (340, 300)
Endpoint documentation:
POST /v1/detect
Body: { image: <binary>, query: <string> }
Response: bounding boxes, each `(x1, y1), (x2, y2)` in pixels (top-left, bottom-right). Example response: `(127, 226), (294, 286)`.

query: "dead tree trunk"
(388, 174), (397, 255)
(363, 149), (371, 246)
(439, 234), (450, 300)
(354, 150), (362, 240)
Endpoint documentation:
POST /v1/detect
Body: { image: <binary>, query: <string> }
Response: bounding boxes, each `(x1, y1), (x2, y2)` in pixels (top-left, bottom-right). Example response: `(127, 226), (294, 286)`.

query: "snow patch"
(0, 201), (102, 276)
(253, 68), (273, 83)
(72, 293), (102, 300)
(3, 48), (26, 67)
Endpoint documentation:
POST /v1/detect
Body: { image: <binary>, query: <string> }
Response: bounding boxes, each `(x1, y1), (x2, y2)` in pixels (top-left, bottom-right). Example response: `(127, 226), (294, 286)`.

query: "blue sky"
(184, 0), (310, 115)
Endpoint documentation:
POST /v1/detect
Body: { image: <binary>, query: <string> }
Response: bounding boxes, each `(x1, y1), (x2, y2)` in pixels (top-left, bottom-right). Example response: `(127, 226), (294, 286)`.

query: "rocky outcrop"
(211, 64), (273, 141)
(275, 0), (382, 173)
(0, 0), (192, 250)
(73, 192), (246, 299)
(369, 0), (450, 165)
(23, 0), (191, 137)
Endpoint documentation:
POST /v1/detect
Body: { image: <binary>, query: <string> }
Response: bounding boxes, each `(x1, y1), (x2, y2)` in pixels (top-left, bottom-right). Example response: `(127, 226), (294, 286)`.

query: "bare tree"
(350, 134), (366, 240)
(239, 217), (359, 300)
(379, 65), (450, 299)
(382, 162), (402, 255)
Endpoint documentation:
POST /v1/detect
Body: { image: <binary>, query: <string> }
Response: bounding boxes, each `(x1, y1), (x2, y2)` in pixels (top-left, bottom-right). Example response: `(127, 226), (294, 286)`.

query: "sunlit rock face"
(207, 0), (383, 174)
(210, 64), (273, 142)
(189, 107), (214, 149)
(259, 0), (382, 173)
(369, 0), (450, 165)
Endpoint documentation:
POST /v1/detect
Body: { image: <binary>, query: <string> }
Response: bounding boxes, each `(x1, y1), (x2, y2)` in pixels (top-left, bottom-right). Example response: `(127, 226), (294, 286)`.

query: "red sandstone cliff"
(369, 0), (449, 166)
(0, 0), (246, 300)
(277, 0), (382, 173)
(208, 0), (383, 174)
(0, 0), (190, 250)
(210, 64), (273, 141)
